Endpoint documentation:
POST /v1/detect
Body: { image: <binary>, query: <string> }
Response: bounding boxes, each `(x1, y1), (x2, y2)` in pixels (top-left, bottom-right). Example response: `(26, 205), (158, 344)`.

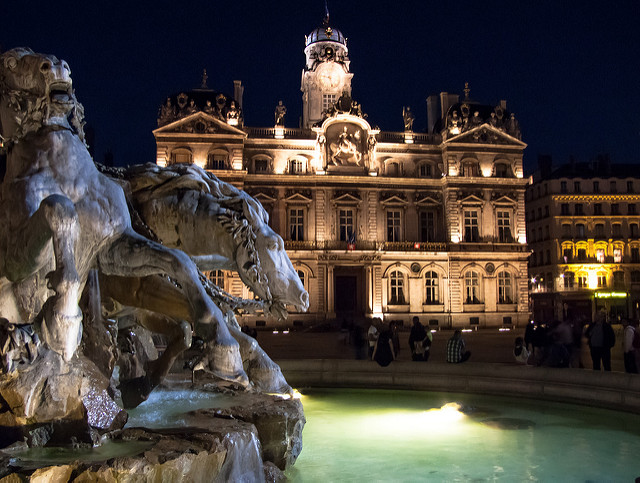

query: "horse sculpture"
(0, 48), (245, 386)
(102, 163), (309, 405)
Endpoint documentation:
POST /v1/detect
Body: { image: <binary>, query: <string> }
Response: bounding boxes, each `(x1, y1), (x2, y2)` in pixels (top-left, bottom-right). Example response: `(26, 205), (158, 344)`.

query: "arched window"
(498, 271), (513, 304)
(207, 150), (228, 170)
(418, 163), (433, 178)
(387, 162), (400, 177)
(297, 269), (305, 288)
(465, 271), (481, 303)
(170, 148), (192, 165)
(494, 162), (512, 178)
(461, 160), (480, 177)
(289, 158), (305, 174)
(563, 271), (575, 289)
(389, 270), (406, 305)
(424, 271), (439, 304)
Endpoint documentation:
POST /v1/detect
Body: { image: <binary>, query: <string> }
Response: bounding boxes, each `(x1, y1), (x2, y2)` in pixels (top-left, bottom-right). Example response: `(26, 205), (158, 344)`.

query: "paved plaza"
(258, 326), (626, 373)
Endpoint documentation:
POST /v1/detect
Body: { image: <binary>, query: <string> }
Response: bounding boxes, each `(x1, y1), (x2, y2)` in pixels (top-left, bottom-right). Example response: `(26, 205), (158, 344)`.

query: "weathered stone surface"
(193, 392), (305, 471)
(30, 465), (74, 483)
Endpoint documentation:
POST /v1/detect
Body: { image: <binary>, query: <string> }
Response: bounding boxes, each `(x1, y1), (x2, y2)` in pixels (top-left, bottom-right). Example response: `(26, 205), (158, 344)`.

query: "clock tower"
(301, 15), (353, 129)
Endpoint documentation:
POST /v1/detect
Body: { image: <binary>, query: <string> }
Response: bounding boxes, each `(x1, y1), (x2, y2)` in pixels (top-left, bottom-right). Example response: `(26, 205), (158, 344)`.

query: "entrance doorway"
(333, 266), (364, 319)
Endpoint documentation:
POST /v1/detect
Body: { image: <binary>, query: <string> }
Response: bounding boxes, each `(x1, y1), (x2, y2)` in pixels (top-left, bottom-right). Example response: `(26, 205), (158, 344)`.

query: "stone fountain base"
(0, 384), (304, 483)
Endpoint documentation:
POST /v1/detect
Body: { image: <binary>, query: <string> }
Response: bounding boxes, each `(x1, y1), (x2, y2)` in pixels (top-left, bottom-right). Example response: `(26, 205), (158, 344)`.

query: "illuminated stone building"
(527, 156), (640, 324)
(152, 16), (530, 329)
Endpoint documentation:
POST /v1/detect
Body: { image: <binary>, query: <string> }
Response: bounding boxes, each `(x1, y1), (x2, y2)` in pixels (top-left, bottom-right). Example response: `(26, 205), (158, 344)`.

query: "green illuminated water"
(286, 388), (640, 482)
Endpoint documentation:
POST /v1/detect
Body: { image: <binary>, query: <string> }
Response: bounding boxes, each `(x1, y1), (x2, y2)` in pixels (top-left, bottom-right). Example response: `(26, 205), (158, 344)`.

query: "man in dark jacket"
(585, 312), (615, 371)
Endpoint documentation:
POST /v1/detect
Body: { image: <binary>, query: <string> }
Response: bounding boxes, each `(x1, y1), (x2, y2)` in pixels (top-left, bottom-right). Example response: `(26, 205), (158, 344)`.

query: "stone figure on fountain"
(0, 48), (306, 477)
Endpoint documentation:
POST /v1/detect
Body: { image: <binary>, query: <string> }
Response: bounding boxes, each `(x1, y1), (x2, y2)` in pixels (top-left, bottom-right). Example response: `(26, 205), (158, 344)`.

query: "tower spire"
(324, 0), (330, 24)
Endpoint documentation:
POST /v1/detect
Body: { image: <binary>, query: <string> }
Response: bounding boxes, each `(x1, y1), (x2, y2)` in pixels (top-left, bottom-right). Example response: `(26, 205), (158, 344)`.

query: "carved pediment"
(445, 124), (525, 147)
(153, 112), (246, 137)
(285, 190), (313, 203)
(458, 192), (484, 204)
(380, 193), (408, 205)
(332, 190), (361, 205)
(247, 188), (277, 203)
(491, 192), (518, 204)
(415, 192), (442, 205)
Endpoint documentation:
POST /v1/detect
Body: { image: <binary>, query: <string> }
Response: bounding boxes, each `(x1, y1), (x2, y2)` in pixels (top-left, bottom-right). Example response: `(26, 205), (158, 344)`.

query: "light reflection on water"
(286, 388), (640, 482)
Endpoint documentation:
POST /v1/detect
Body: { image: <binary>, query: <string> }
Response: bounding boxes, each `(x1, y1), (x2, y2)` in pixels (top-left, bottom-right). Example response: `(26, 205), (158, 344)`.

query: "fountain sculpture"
(0, 48), (306, 481)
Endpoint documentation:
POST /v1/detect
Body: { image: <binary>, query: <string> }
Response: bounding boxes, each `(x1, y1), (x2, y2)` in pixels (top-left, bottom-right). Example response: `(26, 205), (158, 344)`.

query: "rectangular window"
(598, 274), (607, 287)
(545, 250), (551, 264)
(612, 223), (622, 237)
(289, 208), (304, 241)
(593, 181), (600, 193)
(289, 159), (304, 174)
(206, 153), (227, 170)
(419, 211), (436, 242)
(463, 210), (479, 242)
(611, 204), (620, 215)
(613, 271), (625, 287)
(419, 164), (432, 177)
(578, 275), (587, 288)
(594, 203), (602, 215)
(563, 272), (575, 289)
(338, 208), (354, 242)
(574, 203), (584, 215)
(563, 248), (572, 262)
(544, 206), (549, 217)
(595, 223), (605, 238)
(560, 181), (567, 193)
(322, 94), (337, 112)
(562, 224), (572, 238)
(628, 181), (634, 193)
(610, 181), (617, 193)
(628, 204), (637, 215)
(596, 249), (605, 263)
(386, 210), (401, 242)
(574, 181), (581, 193)
(561, 204), (570, 215)
(497, 211), (512, 242)
(631, 223), (639, 237)
(577, 248), (586, 260)
(632, 247), (640, 263)
(576, 223), (585, 238)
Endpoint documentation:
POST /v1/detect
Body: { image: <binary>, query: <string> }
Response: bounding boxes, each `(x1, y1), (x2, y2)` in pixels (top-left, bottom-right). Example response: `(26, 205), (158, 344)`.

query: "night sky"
(2, 1), (638, 173)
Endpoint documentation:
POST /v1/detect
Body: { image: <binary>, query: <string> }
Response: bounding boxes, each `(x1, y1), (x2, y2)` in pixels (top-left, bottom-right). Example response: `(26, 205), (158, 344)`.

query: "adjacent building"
(528, 156), (640, 324)
(153, 16), (530, 329)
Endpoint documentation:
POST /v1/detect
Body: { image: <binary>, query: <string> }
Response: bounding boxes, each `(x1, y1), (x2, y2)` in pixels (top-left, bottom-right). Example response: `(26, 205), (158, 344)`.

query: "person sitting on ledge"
(446, 330), (471, 363)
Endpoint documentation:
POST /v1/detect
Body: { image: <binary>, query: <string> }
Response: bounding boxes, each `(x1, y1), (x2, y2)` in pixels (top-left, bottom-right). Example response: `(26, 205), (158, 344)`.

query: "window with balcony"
(389, 270), (407, 305)
(289, 208), (304, 241)
(574, 204), (584, 215)
(497, 271), (513, 304)
(386, 162), (400, 177)
(561, 204), (570, 215)
(613, 270), (625, 287)
(461, 161), (480, 177)
(563, 248), (572, 262)
(577, 248), (587, 260)
(563, 271), (575, 289)
(561, 181), (568, 193)
(497, 211), (512, 242)
(494, 163), (511, 177)
(254, 158), (269, 173)
(463, 210), (480, 242)
(170, 148), (192, 164)
(594, 203), (603, 215)
(574, 181), (581, 193)
(386, 210), (402, 242)
(289, 158), (305, 174)
(206, 152), (227, 170)
(614, 248), (623, 263)
(419, 163), (432, 178)
(338, 208), (355, 242)
(464, 271), (481, 303)
(611, 204), (620, 215)
(419, 211), (436, 242)
(596, 248), (605, 263)
(424, 271), (439, 304)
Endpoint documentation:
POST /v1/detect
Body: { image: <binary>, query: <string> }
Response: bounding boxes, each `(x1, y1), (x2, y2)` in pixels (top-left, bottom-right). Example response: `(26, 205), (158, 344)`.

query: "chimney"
(426, 95), (439, 133)
(499, 100), (507, 111)
(233, 80), (244, 110)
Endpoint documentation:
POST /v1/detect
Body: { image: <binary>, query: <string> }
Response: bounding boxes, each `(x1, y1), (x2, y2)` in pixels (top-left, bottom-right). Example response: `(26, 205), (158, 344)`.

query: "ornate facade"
(153, 17), (530, 329)
(528, 156), (640, 324)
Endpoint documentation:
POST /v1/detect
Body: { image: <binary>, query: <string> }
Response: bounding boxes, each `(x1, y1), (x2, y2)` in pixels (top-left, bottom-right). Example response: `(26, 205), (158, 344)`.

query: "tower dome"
(305, 22), (346, 47)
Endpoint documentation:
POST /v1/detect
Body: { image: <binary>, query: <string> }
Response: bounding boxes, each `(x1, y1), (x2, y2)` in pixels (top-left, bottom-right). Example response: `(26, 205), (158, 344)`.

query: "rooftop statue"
(0, 48), (247, 429)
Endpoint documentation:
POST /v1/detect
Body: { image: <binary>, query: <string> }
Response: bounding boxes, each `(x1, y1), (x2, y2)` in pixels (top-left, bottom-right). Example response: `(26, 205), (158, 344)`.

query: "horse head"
(0, 48), (84, 149)
(230, 196), (309, 319)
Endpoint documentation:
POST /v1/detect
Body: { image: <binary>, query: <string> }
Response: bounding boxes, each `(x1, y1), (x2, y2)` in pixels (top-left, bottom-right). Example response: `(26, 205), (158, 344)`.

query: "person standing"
(446, 330), (471, 363)
(622, 319), (639, 374)
(372, 322), (396, 367)
(367, 318), (380, 360)
(409, 316), (432, 361)
(585, 312), (615, 371)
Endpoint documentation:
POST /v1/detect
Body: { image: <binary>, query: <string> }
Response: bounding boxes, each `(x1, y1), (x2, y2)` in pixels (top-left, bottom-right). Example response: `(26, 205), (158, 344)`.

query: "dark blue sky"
(3, 1), (638, 173)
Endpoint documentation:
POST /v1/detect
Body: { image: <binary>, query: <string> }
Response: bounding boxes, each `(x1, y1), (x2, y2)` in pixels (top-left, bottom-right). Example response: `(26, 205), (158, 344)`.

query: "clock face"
(317, 62), (342, 90)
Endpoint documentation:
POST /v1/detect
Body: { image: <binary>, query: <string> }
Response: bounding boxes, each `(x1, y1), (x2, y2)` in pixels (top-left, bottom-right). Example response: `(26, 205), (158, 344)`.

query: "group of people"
(365, 317), (471, 366)
(514, 312), (640, 373)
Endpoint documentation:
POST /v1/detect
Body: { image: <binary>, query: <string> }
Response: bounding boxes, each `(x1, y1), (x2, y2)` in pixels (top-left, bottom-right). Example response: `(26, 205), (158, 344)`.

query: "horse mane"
(108, 163), (274, 305)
